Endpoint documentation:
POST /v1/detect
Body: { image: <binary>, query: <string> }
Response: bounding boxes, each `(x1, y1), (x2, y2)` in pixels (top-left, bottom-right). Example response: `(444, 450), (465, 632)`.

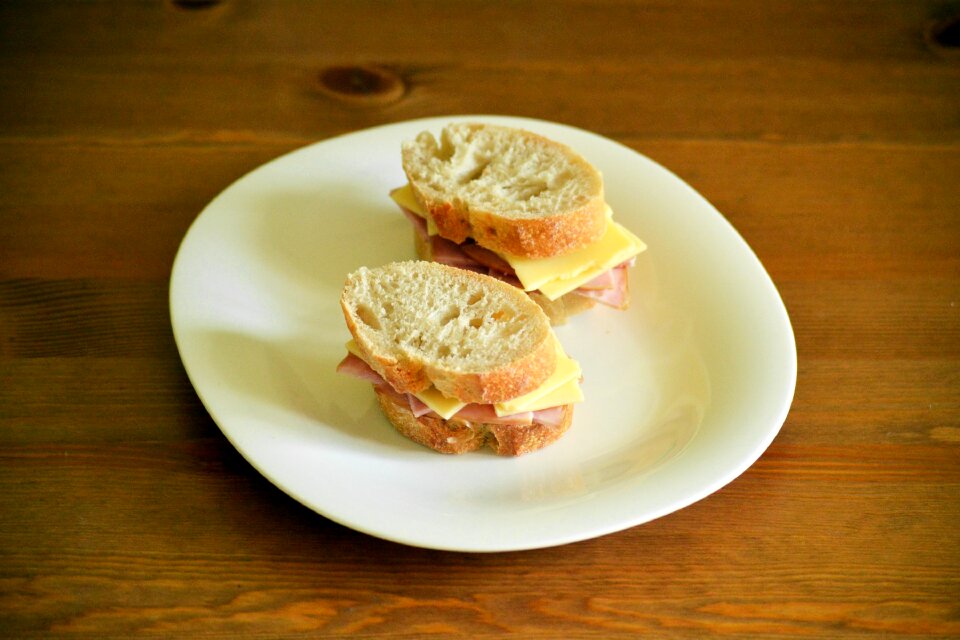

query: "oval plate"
(170, 116), (796, 552)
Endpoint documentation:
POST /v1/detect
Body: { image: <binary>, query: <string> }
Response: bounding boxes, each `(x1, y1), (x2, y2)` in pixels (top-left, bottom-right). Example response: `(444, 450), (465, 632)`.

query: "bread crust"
(340, 262), (557, 404)
(340, 308), (432, 393)
(375, 387), (574, 456)
(418, 189), (607, 259)
(413, 231), (597, 326)
(403, 123), (608, 258)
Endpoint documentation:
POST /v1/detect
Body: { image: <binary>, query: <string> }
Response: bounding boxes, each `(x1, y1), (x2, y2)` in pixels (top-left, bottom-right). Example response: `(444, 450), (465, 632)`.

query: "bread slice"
(374, 387), (574, 456)
(340, 261), (556, 404)
(401, 123), (607, 258)
(412, 229), (597, 326)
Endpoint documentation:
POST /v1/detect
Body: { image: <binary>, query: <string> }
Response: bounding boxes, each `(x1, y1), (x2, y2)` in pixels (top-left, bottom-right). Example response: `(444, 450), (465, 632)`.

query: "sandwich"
(390, 122), (647, 325)
(336, 260), (583, 456)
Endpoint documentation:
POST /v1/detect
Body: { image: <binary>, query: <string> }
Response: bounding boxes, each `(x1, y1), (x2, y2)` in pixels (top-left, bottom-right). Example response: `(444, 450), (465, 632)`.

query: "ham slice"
(399, 207), (632, 309)
(530, 405), (566, 428)
(461, 243), (514, 275)
(336, 353), (384, 384)
(487, 269), (524, 289)
(578, 267), (618, 291)
(407, 394), (433, 418)
(453, 404), (533, 426)
(430, 236), (484, 270)
(574, 265), (629, 308)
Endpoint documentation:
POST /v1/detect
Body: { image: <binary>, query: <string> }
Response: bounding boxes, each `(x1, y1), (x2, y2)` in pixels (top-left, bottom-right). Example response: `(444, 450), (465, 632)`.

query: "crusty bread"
(401, 123), (607, 258)
(340, 261), (556, 404)
(374, 387), (574, 456)
(412, 230), (596, 325)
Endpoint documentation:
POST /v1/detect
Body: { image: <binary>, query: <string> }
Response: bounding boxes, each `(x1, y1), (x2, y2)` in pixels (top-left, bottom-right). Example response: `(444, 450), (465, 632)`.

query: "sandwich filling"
(337, 338), (582, 427)
(391, 184), (646, 308)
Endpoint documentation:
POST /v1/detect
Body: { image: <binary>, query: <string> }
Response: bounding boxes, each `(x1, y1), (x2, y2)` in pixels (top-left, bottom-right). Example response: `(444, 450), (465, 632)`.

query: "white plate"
(170, 116), (796, 552)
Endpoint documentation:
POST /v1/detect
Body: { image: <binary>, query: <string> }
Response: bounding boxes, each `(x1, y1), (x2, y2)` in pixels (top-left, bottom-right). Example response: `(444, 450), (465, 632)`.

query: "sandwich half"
(391, 122), (647, 324)
(336, 261), (583, 455)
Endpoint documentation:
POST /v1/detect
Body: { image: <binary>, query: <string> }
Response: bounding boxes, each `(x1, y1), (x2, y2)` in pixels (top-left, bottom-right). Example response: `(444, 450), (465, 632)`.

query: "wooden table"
(2, 1), (958, 637)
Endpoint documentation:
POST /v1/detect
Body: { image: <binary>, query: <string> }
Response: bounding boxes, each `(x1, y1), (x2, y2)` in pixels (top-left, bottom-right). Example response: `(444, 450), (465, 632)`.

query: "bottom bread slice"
(374, 387), (574, 456)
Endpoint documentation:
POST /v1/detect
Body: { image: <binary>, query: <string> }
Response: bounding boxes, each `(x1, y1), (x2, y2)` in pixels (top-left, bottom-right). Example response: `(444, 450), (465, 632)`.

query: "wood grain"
(0, 0), (958, 638)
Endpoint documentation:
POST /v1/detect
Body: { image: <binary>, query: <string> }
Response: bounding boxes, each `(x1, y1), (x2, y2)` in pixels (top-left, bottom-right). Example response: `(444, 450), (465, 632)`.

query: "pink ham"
(453, 404), (534, 426)
(577, 259), (634, 291)
(429, 236), (483, 271)
(400, 206), (633, 309)
(574, 265), (628, 308)
(530, 405), (567, 428)
(461, 243), (514, 275)
(336, 353), (385, 384)
(407, 394), (433, 418)
(399, 210), (511, 275)
(578, 268), (618, 291)
(487, 269), (524, 289)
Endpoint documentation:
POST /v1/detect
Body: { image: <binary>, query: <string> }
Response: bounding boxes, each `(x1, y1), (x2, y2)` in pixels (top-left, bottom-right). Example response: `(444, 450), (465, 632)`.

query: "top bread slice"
(401, 123), (607, 258)
(340, 261), (557, 404)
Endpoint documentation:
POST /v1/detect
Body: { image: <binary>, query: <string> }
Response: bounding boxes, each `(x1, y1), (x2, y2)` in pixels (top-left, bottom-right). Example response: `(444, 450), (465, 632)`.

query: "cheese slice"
(390, 184), (438, 235)
(412, 385), (467, 420)
(345, 339), (581, 419)
(493, 340), (582, 416)
(504, 214), (646, 300)
(510, 377), (583, 414)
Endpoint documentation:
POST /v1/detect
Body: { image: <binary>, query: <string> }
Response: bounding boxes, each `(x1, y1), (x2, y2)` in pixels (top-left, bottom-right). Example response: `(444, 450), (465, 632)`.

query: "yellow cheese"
(389, 184), (422, 215)
(508, 377), (583, 414)
(345, 339), (361, 357)
(345, 339), (582, 420)
(413, 386), (468, 420)
(503, 215), (647, 300)
(493, 340), (582, 416)
(390, 184), (437, 235)
(345, 339), (363, 357)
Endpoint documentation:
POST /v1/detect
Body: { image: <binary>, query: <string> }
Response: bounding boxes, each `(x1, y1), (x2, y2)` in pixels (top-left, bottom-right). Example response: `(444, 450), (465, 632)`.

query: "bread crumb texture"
(341, 261), (551, 373)
(402, 122), (603, 222)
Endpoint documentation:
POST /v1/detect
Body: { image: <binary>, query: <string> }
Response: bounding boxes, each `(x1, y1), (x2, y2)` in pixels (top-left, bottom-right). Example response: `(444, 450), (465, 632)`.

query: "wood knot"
(927, 13), (960, 49)
(317, 65), (405, 106)
(169, 0), (222, 8)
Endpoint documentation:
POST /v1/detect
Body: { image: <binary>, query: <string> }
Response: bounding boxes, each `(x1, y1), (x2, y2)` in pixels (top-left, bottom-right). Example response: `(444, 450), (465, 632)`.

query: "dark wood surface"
(1, 1), (958, 637)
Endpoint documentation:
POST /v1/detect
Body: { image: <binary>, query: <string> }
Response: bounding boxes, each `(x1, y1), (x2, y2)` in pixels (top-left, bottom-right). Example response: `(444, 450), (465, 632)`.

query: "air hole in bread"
(383, 301), (394, 315)
(491, 310), (512, 322)
(437, 344), (451, 358)
(458, 159), (490, 184)
(440, 307), (460, 325)
(436, 130), (456, 161)
(469, 317), (484, 329)
(467, 292), (484, 306)
(522, 183), (548, 200)
(356, 304), (381, 330)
